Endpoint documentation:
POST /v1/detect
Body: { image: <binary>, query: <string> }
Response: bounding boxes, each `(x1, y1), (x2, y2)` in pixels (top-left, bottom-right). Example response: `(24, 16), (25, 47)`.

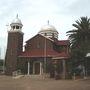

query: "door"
(35, 62), (40, 74)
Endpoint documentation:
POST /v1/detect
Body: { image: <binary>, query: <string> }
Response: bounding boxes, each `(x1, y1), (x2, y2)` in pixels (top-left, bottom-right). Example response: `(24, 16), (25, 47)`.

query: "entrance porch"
(17, 57), (70, 79)
(27, 61), (43, 75)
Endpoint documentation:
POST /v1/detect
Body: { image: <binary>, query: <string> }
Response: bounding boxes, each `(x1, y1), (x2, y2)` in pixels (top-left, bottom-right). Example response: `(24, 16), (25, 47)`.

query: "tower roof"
(10, 14), (23, 32)
(10, 14), (22, 25)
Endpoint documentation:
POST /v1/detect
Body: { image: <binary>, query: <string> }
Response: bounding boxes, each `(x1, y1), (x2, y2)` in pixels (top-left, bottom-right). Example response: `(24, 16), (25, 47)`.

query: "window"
(13, 26), (15, 30)
(16, 26), (19, 29)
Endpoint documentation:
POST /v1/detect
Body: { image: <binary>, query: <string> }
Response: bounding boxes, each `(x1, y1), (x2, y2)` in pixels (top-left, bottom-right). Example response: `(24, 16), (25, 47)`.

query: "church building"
(5, 15), (70, 79)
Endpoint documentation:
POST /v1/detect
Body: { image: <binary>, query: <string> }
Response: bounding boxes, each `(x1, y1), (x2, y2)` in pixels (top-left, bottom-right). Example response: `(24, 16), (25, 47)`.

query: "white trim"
(8, 30), (24, 34)
(39, 34), (54, 42)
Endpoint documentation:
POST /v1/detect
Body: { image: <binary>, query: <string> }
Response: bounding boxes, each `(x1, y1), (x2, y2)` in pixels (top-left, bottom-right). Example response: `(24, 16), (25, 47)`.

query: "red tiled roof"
(19, 49), (70, 59)
(55, 40), (69, 45)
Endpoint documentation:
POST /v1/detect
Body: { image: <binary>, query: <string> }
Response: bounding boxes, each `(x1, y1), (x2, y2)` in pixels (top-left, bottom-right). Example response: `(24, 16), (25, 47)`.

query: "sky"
(0, 0), (90, 58)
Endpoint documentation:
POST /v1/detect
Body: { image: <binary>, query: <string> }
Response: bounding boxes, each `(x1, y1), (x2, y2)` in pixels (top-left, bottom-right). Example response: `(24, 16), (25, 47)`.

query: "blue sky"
(0, 0), (90, 58)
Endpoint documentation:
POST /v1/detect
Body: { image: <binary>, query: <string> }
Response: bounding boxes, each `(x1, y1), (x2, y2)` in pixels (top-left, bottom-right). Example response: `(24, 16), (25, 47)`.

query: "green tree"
(67, 17), (90, 74)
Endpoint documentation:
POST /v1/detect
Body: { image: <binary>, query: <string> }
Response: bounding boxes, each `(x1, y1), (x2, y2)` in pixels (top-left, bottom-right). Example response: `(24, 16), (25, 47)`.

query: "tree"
(67, 16), (90, 75)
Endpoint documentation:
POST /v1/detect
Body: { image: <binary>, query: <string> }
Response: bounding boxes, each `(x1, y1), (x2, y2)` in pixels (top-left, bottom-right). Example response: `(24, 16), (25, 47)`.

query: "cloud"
(1, 0), (90, 59)
(0, 0), (90, 47)
(67, 0), (90, 16)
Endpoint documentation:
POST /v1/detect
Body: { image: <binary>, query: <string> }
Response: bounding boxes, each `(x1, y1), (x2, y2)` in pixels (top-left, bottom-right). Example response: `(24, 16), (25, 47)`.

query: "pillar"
(40, 62), (43, 75)
(27, 61), (30, 75)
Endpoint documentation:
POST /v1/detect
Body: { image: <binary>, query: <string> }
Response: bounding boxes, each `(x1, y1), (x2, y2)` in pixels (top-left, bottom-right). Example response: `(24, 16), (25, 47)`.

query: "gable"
(26, 34), (54, 43)
(25, 34), (54, 51)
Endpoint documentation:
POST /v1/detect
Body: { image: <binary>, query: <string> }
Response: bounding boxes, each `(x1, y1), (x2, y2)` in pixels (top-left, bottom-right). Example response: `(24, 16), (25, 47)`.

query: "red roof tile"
(19, 49), (70, 59)
(55, 40), (69, 45)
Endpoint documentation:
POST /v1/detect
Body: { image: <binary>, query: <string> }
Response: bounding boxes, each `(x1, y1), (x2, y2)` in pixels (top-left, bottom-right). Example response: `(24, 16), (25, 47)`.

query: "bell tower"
(5, 15), (24, 75)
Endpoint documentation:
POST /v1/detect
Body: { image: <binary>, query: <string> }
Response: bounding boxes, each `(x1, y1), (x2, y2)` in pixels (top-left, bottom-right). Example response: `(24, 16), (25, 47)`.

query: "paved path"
(0, 75), (90, 90)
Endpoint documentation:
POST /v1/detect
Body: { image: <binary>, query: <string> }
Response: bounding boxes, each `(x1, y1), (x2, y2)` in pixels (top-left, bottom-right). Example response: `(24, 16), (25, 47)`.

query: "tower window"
(13, 26), (15, 30)
(16, 26), (19, 29)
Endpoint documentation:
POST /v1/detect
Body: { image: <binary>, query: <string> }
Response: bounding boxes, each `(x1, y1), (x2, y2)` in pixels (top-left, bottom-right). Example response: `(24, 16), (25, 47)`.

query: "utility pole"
(44, 36), (47, 76)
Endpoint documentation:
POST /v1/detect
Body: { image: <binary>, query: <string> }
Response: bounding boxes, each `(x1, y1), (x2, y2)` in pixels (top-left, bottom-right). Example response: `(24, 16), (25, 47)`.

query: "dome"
(10, 15), (23, 31)
(38, 24), (58, 40)
(40, 24), (57, 32)
(10, 15), (22, 26)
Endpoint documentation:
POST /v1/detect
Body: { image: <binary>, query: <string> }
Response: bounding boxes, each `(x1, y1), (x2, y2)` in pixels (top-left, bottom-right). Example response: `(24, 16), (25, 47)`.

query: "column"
(27, 61), (30, 75)
(40, 62), (43, 75)
(62, 60), (66, 79)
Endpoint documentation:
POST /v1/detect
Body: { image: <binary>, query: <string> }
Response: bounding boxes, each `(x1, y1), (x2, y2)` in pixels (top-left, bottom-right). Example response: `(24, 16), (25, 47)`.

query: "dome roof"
(39, 24), (57, 33)
(40, 24), (58, 32)
(11, 15), (22, 25)
(38, 24), (58, 40)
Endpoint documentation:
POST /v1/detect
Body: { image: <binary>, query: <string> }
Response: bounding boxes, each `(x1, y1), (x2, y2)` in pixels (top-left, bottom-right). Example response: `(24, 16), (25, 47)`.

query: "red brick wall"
(5, 31), (23, 75)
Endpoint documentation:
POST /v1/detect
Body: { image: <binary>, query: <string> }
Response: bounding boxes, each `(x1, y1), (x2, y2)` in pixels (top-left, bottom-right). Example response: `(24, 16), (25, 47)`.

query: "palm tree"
(67, 16), (90, 75)
(67, 16), (90, 55)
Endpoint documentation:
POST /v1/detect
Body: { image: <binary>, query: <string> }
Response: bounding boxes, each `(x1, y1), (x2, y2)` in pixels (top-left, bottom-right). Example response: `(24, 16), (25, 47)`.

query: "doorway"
(34, 62), (40, 74)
